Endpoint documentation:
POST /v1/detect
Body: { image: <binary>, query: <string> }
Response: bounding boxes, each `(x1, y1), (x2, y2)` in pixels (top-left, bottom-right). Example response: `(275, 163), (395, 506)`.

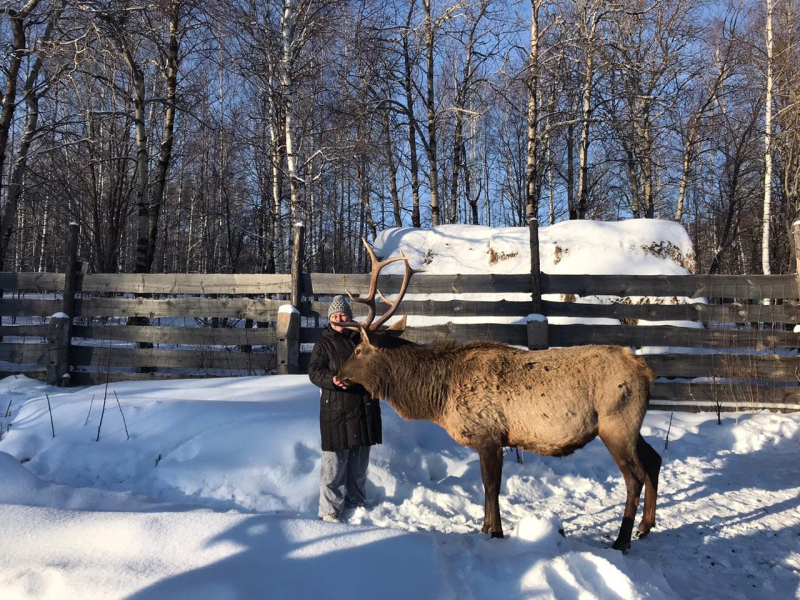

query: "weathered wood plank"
(2, 272), (797, 300)
(0, 273), (65, 292)
(0, 297), (282, 319)
(651, 382), (800, 408)
(645, 353), (800, 382)
(304, 299), (531, 318)
(0, 298), (62, 317)
(549, 324), (800, 350)
(70, 346), (275, 370)
(68, 371), (226, 385)
(403, 323), (528, 345)
(304, 273), (531, 295)
(0, 369), (47, 378)
(77, 297), (282, 319)
(0, 325), (49, 338)
(0, 342), (50, 364)
(646, 401), (797, 414)
(299, 324), (527, 346)
(77, 273), (292, 294)
(72, 325), (277, 346)
(542, 300), (799, 324)
(542, 274), (799, 300)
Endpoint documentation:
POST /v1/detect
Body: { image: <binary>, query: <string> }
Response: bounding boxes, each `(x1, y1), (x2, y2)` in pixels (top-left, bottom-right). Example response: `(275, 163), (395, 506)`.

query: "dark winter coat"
(308, 326), (382, 452)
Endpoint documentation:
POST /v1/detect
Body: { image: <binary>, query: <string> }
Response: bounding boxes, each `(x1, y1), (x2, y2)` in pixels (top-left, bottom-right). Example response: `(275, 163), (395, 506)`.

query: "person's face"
(329, 311), (350, 332)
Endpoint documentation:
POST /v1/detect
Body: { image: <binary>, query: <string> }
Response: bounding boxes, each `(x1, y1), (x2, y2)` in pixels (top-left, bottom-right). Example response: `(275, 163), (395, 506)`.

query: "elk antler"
(346, 238), (422, 330)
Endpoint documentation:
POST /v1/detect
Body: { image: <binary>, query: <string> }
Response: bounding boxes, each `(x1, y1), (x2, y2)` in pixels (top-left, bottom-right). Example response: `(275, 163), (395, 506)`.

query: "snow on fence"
(0, 225), (799, 413)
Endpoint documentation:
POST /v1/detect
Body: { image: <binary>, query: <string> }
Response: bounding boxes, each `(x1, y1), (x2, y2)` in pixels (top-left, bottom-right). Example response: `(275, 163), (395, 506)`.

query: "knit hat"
(328, 295), (353, 319)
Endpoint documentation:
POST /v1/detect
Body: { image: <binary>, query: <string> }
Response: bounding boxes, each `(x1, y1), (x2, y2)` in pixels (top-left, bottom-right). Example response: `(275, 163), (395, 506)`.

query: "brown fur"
(338, 333), (662, 551)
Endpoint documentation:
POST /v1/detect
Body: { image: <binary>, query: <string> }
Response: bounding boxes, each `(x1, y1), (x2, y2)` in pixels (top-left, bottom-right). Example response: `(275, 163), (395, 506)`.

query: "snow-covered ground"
(1, 374), (798, 600)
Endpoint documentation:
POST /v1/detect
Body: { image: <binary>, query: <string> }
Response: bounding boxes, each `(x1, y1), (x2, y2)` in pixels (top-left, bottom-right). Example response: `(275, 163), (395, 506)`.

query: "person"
(308, 295), (382, 522)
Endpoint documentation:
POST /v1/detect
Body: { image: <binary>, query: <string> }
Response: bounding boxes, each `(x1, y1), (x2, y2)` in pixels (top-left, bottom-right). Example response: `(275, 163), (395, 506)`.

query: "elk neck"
(370, 343), (450, 423)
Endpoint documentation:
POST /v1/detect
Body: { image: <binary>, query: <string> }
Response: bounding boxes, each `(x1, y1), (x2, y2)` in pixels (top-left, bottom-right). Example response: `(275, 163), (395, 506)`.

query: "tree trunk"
(762, 0), (774, 275)
(382, 109), (402, 227)
(566, 123), (576, 220)
(146, 3), (182, 273)
(577, 47), (594, 219)
(526, 0), (541, 222)
(281, 3), (301, 223)
(0, 0), (41, 271)
(450, 110), (464, 223)
(422, 0), (440, 226)
(402, 5), (421, 228)
(675, 118), (698, 223)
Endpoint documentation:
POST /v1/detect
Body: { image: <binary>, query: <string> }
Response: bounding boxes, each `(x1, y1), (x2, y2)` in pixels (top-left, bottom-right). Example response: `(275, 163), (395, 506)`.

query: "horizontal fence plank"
(72, 325), (276, 346)
(403, 323), (527, 345)
(0, 273), (65, 292)
(0, 370), (47, 379)
(0, 325), (50, 337)
(651, 382), (800, 408)
(645, 354), (800, 382)
(299, 323), (527, 346)
(542, 274), (799, 300)
(0, 298), (61, 318)
(69, 371), (225, 385)
(304, 273), (531, 295)
(0, 297), (285, 320)
(73, 297), (283, 319)
(543, 300), (799, 324)
(3, 272), (797, 300)
(0, 342), (50, 364)
(549, 324), (800, 350)
(646, 401), (798, 414)
(304, 299), (531, 318)
(71, 346), (275, 370)
(77, 273), (292, 295)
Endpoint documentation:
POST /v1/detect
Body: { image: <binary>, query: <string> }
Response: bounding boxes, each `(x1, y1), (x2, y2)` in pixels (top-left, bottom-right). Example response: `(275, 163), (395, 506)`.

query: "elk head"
(337, 239), (421, 394)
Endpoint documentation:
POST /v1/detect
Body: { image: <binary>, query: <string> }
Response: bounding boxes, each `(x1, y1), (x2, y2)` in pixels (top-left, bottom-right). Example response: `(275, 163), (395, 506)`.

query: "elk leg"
(636, 435), (662, 538)
(601, 434), (646, 552)
(477, 445), (504, 538)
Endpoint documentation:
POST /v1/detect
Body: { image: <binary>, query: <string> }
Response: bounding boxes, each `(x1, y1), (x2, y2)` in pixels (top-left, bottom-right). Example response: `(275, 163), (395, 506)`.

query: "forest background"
(1, 0), (798, 278)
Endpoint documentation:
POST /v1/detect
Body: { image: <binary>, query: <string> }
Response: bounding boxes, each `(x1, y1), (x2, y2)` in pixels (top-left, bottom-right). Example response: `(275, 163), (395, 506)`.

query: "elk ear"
(385, 315), (407, 337)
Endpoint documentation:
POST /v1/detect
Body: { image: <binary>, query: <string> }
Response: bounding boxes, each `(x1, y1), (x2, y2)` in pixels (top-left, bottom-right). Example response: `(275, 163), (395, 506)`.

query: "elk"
(337, 241), (662, 552)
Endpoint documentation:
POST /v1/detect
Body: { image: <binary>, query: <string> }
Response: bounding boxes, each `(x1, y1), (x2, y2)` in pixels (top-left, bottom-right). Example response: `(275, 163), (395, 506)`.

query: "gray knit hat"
(328, 295), (353, 319)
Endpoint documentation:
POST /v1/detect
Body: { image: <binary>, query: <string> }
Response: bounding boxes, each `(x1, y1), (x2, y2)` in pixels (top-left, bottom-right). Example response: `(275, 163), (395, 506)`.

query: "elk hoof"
(611, 539), (630, 553)
(490, 531), (504, 539)
(637, 521), (654, 538)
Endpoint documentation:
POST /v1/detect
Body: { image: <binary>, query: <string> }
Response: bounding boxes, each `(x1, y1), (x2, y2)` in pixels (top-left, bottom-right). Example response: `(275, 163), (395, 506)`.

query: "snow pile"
(1, 374), (799, 600)
(374, 220), (695, 275)
(370, 220), (700, 328)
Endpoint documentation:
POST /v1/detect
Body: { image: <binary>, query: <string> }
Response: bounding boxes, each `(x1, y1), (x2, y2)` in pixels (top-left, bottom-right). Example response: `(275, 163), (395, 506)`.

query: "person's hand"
(333, 376), (348, 389)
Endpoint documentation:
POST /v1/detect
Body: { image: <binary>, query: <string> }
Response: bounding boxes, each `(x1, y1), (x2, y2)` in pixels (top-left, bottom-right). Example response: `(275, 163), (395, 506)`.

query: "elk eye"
(355, 348), (361, 355)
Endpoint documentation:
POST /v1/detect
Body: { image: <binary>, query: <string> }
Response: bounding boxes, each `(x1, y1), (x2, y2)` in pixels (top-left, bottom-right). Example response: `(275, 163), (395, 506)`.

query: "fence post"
(276, 306), (300, 374)
(276, 223), (304, 374)
(527, 209), (547, 350)
(47, 223), (79, 385)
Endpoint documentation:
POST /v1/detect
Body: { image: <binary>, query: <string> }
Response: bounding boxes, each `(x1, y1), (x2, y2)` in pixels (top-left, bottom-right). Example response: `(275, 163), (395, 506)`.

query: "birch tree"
(762, 0), (774, 274)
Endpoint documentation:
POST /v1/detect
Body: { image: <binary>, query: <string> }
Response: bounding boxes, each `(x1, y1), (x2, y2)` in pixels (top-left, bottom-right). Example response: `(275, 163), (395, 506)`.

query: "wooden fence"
(1, 224), (799, 413)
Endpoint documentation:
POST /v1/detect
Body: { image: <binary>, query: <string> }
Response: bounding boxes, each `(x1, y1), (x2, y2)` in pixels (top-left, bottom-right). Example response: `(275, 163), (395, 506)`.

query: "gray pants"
(318, 446), (371, 518)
